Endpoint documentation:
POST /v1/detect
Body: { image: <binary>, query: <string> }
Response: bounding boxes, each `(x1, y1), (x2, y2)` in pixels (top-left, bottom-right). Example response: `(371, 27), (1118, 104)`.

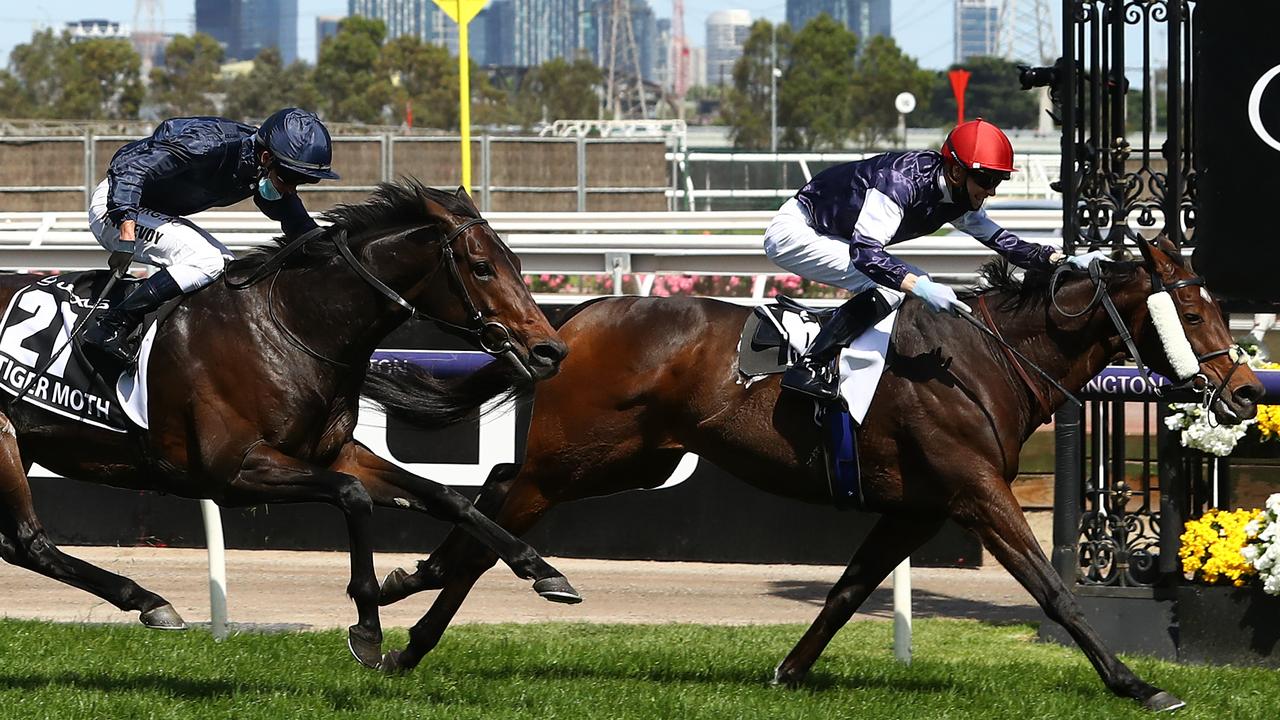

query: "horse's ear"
(1152, 232), (1187, 269)
(455, 186), (479, 213)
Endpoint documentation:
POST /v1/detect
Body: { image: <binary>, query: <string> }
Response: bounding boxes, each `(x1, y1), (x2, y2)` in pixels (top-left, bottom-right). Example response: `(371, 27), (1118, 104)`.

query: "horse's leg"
(379, 448), (688, 673)
(333, 443), (577, 601)
(954, 480), (1183, 712)
(0, 417), (183, 628)
(773, 511), (946, 686)
(376, 462), (523, 603)
(228, 442), (382, 668)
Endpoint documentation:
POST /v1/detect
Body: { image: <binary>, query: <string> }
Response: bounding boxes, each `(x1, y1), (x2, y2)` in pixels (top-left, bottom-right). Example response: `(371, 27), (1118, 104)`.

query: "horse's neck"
(986, 275), (1146, 422)
(269, 259), (409, 363)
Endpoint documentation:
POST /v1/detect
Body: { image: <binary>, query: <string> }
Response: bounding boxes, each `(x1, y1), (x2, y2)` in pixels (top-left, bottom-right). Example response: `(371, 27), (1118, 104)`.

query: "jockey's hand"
(119, 219), (136, 242)
(1063, 249), (1109, 271)
(909, 276), (972, 315)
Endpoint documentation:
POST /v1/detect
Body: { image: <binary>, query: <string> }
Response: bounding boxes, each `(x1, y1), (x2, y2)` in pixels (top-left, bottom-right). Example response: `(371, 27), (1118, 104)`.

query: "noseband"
(1049, 260), (1245, 409)
(228, 220), (528, 374)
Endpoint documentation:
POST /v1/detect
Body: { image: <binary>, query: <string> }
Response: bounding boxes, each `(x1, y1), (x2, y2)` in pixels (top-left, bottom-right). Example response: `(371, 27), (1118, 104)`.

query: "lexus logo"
(1249, 64), (1280, 153)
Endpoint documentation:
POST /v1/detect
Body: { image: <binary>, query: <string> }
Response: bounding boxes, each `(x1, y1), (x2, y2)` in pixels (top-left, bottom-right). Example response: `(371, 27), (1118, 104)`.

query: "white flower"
(1246, 493), (1280, 596)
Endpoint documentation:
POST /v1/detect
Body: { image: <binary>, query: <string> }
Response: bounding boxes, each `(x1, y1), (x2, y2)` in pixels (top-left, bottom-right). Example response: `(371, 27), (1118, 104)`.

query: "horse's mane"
(964, 257), (1138, 312)
(230, 179), (477, 272)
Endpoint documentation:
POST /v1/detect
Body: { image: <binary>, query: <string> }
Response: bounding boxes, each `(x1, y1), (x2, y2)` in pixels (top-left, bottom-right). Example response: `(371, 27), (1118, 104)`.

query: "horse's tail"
(361, 359), (530, 431)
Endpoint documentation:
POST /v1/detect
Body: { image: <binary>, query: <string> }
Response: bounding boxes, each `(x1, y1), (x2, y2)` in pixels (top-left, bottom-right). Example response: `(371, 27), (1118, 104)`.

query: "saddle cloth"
(737, 288), (903, 425)
(0, 272), (159, 433)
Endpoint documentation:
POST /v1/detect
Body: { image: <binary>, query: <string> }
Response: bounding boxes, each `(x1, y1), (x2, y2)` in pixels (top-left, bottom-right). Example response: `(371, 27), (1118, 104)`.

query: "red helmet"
(941, 119), (1015, 174)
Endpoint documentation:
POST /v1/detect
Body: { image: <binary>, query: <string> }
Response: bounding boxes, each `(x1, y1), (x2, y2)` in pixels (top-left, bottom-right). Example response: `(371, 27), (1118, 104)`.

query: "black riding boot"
(781, 290), (892, 400)
(82, 269), (184, 368)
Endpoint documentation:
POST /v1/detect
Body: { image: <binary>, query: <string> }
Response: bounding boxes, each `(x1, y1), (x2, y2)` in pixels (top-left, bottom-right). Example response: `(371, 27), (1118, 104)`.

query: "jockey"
(765, 118), (1106, 399)
(83, 107), (340, 367)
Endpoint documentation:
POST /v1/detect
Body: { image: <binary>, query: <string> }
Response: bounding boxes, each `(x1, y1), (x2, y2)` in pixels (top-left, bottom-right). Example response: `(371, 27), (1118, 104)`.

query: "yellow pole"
(433, 0), (486, 194)
(457, 2), (471, 193)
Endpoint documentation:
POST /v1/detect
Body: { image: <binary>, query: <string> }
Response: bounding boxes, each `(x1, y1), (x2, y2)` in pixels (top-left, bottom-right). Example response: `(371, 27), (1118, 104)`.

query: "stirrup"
(781, 361), (839, 400)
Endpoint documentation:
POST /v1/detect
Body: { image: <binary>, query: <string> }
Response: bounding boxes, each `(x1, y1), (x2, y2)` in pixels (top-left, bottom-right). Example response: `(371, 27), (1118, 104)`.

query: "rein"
(973, 295), (1056, 420)
(227, 217), (525, 371)
(973, 258), (1244, 417)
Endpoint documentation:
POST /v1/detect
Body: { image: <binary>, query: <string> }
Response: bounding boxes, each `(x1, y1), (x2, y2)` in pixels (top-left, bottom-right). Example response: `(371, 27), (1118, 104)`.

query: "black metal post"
(1053, 402), (1084, 582)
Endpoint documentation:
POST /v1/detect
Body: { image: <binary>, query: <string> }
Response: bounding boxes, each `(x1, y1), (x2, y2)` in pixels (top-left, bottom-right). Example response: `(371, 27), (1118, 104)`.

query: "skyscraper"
(706, 9), (751, 87)
(196, 0), (240, 57)
(240, 0), (298, 63)
(316, 16), (343, 51)
(955, 0), (999, 63)
(348, 0), (457, 52)
(785, 0), (891, 40)
(196, 0), (297, 63)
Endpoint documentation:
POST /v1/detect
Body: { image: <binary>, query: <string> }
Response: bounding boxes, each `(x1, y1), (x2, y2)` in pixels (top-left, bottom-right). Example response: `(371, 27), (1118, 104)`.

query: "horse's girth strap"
(975, 295), (1054, 422)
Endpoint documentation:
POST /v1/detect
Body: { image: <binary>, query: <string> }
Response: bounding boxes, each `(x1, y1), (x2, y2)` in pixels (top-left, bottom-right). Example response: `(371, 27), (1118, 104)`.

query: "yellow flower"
(1179, 509), (1262, 585)
(1256, 404), (1280, 442)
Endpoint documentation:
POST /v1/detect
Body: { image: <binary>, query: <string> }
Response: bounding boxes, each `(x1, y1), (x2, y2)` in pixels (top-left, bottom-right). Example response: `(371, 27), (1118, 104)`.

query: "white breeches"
(88, 179), (235, 292)
(763, 198), (924, 295)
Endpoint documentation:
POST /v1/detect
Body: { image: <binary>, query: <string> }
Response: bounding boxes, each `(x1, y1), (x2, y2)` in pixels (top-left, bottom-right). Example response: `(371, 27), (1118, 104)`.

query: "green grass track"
(0, 618), (1273, 719)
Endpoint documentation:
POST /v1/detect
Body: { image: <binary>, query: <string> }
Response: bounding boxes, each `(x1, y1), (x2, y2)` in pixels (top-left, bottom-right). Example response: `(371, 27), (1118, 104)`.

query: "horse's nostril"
(1235, 383), (1263, 404)
(531, 341), (566, 366)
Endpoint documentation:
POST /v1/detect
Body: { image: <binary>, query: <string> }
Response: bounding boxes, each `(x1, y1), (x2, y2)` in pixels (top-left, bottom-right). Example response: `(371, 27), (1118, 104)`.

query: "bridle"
(227, 219), (530, 376)
(1047, 259), (1246, 411)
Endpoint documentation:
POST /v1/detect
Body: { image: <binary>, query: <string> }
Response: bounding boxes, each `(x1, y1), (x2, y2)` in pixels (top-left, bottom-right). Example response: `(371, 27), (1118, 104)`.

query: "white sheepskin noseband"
(1146, 291), (1199, 380)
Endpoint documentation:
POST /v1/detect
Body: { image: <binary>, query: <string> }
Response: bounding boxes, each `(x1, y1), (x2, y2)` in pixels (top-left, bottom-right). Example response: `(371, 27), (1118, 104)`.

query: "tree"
(314, 16), (392, 124)
(59, 39), (144, 119)
(512, 57), (602, 128)
(848, 35), (933, 148)
(779, 14), (859, 150)
(0, 30), (143, 120)
(924, 56), (1038, 129)
(149, 33), (225, 116)
(380, 35), (457, 128)
(224, 47), (319, 122)
(721, 20), (791, 150)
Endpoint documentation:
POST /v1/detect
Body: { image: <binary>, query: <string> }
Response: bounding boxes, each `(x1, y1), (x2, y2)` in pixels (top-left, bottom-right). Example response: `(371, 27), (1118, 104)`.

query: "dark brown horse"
(0, 180), (578, 668)
(374, 237), (1259, 710)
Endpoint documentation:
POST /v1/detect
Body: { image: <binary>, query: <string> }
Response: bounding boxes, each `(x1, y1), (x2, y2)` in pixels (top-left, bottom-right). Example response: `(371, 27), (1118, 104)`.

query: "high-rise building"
(316, 16), (343, 52)
(706, 9), (750, 87)
(785, 0), (891, 40)
(240, 0), (298, 63)
(687, 45), (706, 88)
(955, 0), (999, 63)
(196, 0), (297, 63)
(196, 0), (239, 56)
(65, 19), (130, 42)
(348, 0), (457, 53)
(473, 0), (516, 66)
(510, 0), (587, 68)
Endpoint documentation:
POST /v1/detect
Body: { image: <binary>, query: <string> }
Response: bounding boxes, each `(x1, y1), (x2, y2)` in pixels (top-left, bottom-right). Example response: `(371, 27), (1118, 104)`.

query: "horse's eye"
(473, 261), (494, 279)
(1183, 312), (1203, 325)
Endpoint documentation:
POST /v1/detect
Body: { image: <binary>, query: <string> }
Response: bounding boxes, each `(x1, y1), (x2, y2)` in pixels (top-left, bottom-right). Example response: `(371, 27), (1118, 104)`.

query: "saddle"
(737, 291), (899, 511)
(0, 270), (175, 432)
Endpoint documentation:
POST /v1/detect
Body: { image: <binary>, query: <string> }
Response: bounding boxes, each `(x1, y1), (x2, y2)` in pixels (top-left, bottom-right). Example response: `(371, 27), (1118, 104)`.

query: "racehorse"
(372, 235), (1259, 711)
(0, 179), (577, 669)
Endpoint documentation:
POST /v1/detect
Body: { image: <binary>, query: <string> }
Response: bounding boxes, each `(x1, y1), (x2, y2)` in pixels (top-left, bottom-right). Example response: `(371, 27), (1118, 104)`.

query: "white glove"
(1065, 250), (1109, 271)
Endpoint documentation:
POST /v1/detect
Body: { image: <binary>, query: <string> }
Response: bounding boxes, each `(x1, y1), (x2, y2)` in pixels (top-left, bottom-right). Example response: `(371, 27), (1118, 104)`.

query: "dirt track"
(0, 547), (1042, 631)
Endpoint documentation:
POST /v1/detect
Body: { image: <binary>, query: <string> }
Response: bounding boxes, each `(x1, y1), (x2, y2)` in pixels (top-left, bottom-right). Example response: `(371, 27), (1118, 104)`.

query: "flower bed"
(1176, 494), (1280, 665)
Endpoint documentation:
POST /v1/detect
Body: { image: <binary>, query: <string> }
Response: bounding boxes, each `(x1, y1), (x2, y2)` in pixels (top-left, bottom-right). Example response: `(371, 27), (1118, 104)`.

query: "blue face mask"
(257, 176), (282, 202)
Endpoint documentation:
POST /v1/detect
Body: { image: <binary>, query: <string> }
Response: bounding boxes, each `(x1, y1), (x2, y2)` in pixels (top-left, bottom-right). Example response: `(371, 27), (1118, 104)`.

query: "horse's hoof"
(140, 604), (187, 630)
(1144, 691), (1186, 713)
(379, 568), (412, 606)
(770, 664), (804, 688)
(533, 576), (582, 604)
(348, 625), (383, 669)
(380, 649), (408, 675)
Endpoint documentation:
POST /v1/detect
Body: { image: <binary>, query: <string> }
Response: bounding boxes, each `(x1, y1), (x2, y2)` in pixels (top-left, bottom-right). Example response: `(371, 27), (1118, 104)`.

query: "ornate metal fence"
(1045, 0), (1210, 598)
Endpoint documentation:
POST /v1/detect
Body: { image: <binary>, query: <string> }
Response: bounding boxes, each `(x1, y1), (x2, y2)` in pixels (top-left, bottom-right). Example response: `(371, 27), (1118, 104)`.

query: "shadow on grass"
(767, 580), (1046, 625)
(0, 668), (449, 708)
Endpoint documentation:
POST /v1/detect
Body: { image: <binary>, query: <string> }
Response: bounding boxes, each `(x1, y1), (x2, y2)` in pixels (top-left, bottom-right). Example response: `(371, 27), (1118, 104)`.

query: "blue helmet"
(255, 108), (340, 181)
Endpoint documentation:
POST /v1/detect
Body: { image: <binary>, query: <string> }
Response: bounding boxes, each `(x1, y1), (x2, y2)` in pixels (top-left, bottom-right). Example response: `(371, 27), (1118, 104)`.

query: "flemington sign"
(1080, 365), (1280, 402)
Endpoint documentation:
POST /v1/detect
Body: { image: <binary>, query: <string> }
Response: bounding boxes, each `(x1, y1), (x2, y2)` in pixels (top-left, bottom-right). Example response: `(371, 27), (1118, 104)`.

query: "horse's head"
(1124, 234), (1262, 423)
(336, 181), (567, 381)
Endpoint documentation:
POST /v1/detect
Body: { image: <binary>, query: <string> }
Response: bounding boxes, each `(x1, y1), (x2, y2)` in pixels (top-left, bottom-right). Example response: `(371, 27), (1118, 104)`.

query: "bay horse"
(372, 236), (1259, 710)
(0, 180), (577, 668)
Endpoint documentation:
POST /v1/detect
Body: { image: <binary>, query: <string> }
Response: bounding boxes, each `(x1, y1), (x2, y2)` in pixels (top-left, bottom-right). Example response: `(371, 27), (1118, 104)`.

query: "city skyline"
(0, 0), (1015, 72)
